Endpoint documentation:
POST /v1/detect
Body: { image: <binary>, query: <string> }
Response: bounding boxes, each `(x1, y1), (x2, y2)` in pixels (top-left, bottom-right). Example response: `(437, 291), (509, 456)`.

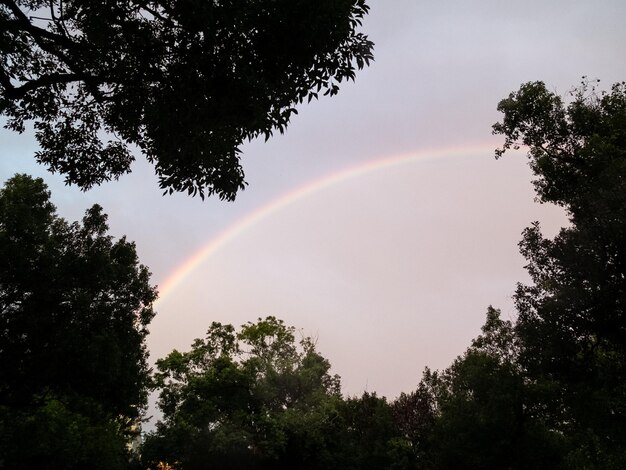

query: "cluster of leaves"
(0, 0), (374, 199)
(138, 311), (569, 470)
(136, 312), (568, 470)
(141, 316), (400, 470)
(0, 174), (157, 469)
(495, 79), (626, 467)
(394, 308), (569, 469)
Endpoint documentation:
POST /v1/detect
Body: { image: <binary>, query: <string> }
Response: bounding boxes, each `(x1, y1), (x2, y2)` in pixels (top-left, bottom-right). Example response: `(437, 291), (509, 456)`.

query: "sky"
(2, 0), (626, 404)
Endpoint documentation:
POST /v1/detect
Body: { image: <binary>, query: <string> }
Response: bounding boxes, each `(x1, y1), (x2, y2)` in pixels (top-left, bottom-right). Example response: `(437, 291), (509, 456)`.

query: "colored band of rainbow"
(154, 142), (498, 308)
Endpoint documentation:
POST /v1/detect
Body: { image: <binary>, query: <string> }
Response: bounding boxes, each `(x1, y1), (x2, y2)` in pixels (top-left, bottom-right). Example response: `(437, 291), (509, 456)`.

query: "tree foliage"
(0, 398), (131, 470)
(143, 317), (416, 469)
(0, 0), (374, 199)
(335, 392), (397, 470)
(387, 308), (566, 470)
(142, 316), (344, 469)
(493, 79), (626, 467)
(0, 174), (157, 468)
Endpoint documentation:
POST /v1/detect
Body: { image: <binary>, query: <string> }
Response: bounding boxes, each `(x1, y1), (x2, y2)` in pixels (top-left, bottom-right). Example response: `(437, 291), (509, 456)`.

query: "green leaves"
(0, 397), (130, 470)
(144, 317), (344, 469)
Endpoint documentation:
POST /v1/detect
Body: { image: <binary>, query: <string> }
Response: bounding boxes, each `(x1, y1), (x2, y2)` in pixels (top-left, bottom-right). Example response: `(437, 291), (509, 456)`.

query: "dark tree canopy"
(0, 174), (157, 468)
(0, 0), (373, 199)
(384, 308), (565, 470)
(493, 79), (626, 467)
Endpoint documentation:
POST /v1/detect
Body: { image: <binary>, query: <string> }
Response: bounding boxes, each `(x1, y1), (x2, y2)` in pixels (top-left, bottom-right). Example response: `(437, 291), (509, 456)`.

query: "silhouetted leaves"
(0, 0), (374, 200)
(0, 174), (157, 468)
(494, 79), (626, 467)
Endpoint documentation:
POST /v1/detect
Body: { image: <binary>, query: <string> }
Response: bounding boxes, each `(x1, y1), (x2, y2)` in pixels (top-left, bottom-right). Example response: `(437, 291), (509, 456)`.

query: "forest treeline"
(1, 78), (625, 469)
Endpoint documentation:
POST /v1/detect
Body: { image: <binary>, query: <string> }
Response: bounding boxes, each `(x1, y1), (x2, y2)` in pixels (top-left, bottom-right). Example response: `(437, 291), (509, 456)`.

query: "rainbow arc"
(154, 142), (498, 307)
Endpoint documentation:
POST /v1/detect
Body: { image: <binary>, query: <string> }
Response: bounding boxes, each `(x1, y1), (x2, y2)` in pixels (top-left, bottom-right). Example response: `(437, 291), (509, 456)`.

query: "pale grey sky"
(2, 1), (626, 400)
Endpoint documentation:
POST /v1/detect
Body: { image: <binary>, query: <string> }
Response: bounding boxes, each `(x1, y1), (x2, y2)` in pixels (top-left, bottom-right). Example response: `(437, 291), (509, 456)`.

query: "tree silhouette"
(0, 0), (374, 199)
(0, 174), (157, 469)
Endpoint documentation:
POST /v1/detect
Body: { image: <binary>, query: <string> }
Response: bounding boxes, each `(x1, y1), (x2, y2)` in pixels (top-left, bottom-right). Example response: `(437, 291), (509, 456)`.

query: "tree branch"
(1, 1), (111, 102)
(0, 70), (96, 99)
(1, 0), (76, 48)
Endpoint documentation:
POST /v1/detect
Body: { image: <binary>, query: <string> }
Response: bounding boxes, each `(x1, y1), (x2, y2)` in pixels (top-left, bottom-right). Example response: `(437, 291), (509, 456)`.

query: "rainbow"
(154, 142), (499, 307)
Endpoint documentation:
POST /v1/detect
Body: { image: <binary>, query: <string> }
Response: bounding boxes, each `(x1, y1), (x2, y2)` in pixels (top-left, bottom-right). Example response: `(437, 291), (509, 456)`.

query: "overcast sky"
(2, 1), (626, 401)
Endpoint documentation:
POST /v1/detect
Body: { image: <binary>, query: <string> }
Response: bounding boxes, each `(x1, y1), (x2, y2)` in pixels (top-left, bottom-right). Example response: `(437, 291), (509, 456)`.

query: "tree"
(0, 0), (374, 200)
(333, 392), (398, 470)
(142, 316), (344, 470)
(0, 174), (157, 468)
(0, 398), (132, 470)
(390, 375), (437, 469)
(402, 308), (567, 470)
(493, 79), (626, 467)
